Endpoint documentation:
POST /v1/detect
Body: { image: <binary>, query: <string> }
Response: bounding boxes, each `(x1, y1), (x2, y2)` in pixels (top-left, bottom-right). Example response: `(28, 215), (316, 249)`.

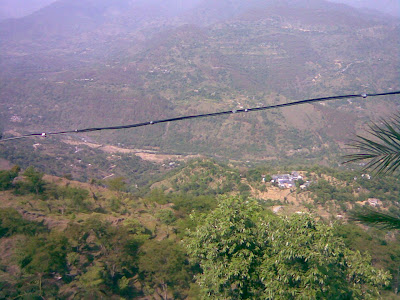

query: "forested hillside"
(1, 161), (400, 298)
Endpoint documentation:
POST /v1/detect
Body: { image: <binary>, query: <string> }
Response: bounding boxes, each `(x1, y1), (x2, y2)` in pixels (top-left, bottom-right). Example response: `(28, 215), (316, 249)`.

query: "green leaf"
(343, 113), (400, 175)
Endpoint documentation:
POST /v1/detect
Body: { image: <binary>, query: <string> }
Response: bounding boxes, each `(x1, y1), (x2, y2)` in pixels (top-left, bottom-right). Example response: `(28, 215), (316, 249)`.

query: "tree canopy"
(185, 196), (390, 299)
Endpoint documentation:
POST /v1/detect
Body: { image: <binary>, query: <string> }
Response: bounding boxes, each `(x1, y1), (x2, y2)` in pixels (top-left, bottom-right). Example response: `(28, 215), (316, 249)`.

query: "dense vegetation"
(1, 162), (400, 299)
(185, 196), (390, 299)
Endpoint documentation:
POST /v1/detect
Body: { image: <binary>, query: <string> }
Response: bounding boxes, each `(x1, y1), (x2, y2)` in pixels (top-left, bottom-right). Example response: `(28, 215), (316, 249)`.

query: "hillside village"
(270, 171), (310, 189)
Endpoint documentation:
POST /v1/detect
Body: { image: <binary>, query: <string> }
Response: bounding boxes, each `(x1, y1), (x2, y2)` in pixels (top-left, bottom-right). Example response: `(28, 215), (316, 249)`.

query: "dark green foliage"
(344, 113), (400, 175)
(16, 166), (46, 195)
(138, 239), (190, 299)
(147, 188), (170, 204)
(350, 207), (400, 230)
(2, 158), (400, 299)
(0, 208), (47, 237)
(309, 179), (355, 204)
(185, 196), (390, 299)
(72, 262), (108, 299)
(162, 159), (243, 196)
(156, 209), (176, 225)
(307, 165), (356, 182)
(260, 214), (389, 299)
(335, 223), (400, 293)
(20, 232), (70, 275)
(185, 196), (268, 299)
(67, 187), (90, 211)
(171, 194), (217, 216)
(238, 182), (251, 195)
(356, 175), (400, 202)
(0, 168), (18, 191)
(106, 176), (127, 192)
(245, 168), (272, 183)
(61, 217), (145, 298)
(16, 232), (70, 299)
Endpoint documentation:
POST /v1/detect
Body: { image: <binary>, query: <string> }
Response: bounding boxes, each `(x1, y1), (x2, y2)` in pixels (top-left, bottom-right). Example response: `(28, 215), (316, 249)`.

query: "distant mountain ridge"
(0, 0), (56, 20)
(0, 0), (397, 22)
(329, 0), (400, 17)
(1, 0), (394, 50)
(0, 0), (399, 161)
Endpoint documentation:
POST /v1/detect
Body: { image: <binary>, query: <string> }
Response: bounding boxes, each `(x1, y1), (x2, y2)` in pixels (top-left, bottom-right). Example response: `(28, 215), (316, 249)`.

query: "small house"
(367, 198), (382, 207)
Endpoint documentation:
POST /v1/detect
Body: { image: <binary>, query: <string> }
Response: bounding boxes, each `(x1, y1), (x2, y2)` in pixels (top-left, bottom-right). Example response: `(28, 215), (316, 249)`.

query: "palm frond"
(350, 208), (400, 230)
(343, 112), (400, 175)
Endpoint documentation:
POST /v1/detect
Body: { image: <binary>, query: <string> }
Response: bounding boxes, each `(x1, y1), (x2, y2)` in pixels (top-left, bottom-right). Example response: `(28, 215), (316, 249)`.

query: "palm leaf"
(343, 113), (400, 175)
(350, 208), (400, 230)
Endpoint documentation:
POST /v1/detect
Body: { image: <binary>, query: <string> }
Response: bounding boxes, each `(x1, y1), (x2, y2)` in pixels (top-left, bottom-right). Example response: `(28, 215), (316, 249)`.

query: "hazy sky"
(0, 0), (56, 19)
(0, 0), (398, 20)
(329, 0), (399, 17)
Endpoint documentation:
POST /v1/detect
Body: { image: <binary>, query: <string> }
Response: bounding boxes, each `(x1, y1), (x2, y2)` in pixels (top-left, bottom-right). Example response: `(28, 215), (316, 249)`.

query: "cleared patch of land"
(0, 158), (12, 170)
(63, 139), (202, 163)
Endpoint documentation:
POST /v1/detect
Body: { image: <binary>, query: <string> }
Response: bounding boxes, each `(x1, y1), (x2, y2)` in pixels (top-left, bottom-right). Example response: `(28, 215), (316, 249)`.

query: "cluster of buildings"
(265, 171), (312, 190)
(270, 171), (305, 189)
(354, 174), (371, 181)
(357, 198), (382, 207)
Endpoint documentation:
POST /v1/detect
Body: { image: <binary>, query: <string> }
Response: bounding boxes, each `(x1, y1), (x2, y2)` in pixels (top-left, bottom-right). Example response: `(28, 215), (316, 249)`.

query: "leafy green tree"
(335, 223), (400, 293)
(0, 208), (46, 237)
(73, 262), (108, 299)
(172, 194), (217, 216)
(123, 217), (149, 235)
(0, 167), (19, 190)
(147, 188), (169, 204)
(138, 239), (190, 299)
(260, 214), (389, 299)
(185, 196), (390, 299)
(66, 186), (89, 211)
(156, 209), (176, 225)
(100, 227), (139, 291)
(20, 232), (69, 275)
(19, 232), (70, 297)
(23, 166), (45, 195)
(156, 209), (177, 237)
(107, 176), (127, 192)
(185, 196), (269, 299)
(64, 217), (143, 297)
